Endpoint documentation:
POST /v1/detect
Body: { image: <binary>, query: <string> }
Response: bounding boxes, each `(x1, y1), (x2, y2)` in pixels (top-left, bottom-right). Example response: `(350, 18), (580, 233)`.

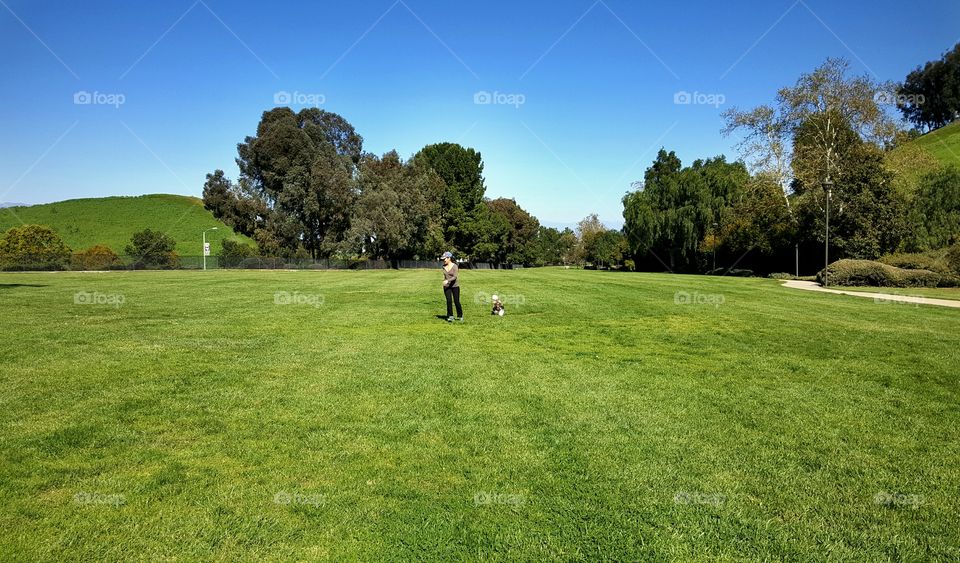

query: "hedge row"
(817, 259), (960, 288)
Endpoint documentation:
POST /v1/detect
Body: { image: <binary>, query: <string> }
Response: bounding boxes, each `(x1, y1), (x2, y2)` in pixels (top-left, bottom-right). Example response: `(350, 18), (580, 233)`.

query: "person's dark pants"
(444, 286), (463, 318)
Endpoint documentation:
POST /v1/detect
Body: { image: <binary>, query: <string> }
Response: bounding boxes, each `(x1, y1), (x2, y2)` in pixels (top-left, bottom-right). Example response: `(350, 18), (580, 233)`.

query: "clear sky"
(1, 0), (958, 229)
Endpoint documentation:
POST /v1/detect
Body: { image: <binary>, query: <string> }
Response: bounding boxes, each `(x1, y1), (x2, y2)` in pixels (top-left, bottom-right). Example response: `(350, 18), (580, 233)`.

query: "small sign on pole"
(203, 242), (211, 257)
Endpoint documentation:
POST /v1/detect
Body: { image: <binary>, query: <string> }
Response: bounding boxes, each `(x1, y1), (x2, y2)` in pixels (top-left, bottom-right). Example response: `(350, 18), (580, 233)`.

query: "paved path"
(781, 280), (960, 309)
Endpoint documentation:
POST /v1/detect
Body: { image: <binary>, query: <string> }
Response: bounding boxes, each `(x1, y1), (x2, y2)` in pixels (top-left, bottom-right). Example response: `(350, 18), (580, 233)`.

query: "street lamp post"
(822, 177), (833, 286)
(203, 227), (218, 271)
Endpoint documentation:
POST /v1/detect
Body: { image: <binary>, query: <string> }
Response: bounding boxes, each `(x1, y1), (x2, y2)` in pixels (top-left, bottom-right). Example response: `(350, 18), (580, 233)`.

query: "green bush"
(818, 259), (960, 288)
(219, 240), (256, 268)
(0, 224), (71, 271)
(945, 243), (960, 275)
(125, 229), (179, 269)
(878, 252), (951, 274)
(71, 245), (123, 270)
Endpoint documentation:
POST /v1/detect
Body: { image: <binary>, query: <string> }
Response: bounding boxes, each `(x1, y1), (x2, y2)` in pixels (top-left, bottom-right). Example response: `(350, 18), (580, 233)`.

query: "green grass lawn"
(836, 285), (960, 301)
(911, 119), (960, 167)
(1, 268), (958, 560)
(0, 194), (254, 254)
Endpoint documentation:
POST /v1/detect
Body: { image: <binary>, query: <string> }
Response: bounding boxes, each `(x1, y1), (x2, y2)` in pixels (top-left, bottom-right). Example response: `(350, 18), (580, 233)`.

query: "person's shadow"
(433, 315), (450, 320)
(0, 283), (47, 289)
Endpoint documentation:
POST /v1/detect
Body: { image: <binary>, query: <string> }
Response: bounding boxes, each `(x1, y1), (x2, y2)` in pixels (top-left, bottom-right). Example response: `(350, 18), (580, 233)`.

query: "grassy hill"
(909, 120), (960, 166)
(0, 194), (254, 255)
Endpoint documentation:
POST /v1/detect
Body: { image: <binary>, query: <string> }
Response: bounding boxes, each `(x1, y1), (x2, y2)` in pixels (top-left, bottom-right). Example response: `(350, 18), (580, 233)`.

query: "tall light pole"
(822, 177), (833, 286)
(203, 227), (218, 271)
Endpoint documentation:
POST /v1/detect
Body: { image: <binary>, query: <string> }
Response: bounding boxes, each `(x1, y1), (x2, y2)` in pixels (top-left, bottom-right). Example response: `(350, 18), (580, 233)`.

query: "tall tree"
(206, 107), (363, 258)
(575, 213), (606, 265)
(346, 151), (445, 260)
(532, 226), (576, 266)
(723, 58), (901, 217)
(462, 202), (510, 262)
(488, 198), (540, 264)
(897, 42), (960, 131)
(415, 143), (486, 250)
(622, 151), (748, 271)
(792, 114), (905, 259)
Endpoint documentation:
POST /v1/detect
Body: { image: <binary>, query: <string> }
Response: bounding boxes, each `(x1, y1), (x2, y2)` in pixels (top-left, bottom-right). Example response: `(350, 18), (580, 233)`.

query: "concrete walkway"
(781, 280), (960, 309)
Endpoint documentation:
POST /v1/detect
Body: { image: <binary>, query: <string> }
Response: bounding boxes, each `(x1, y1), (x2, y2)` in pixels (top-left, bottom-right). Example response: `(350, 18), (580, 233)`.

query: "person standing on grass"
(441, 251), (463, 322)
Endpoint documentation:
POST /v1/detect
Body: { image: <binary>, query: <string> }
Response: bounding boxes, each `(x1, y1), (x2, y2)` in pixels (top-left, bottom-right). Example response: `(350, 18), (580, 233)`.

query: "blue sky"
(1, 0), (958, 229)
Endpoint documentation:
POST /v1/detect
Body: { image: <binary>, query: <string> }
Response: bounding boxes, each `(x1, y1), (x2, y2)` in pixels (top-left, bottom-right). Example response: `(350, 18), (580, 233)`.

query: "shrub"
(71, 245), (122, 270)
(125, 229), (179, 269)
(878, 252), (950, 274)
(219, 240), (256, 268)
(945, 243), (960, 275)
(0, 224), (71, 271)
(818, 259), (960, 288)
(768, 272), (794, 280)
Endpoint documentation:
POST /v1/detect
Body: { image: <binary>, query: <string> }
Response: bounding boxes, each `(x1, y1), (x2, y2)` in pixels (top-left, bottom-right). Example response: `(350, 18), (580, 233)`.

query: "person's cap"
(491, 295), (498, 301)
(441, 251), (453, 259)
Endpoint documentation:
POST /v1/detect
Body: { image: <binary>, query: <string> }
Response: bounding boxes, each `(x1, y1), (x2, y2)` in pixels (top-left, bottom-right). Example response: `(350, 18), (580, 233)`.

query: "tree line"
(622, 57), (960, 275)
(201, 107), (620, 266)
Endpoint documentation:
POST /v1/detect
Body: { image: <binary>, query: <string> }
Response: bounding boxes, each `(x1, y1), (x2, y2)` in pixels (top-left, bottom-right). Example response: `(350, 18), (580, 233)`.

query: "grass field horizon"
(1, 268), (957, 560)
